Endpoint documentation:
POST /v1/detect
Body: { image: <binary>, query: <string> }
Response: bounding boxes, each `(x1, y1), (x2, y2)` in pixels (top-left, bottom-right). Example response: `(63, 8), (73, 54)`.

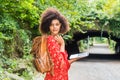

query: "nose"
(53, 24), (57, 28)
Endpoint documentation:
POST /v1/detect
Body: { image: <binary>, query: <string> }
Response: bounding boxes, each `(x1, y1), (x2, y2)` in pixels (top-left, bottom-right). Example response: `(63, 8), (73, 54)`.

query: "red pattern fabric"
(44, 35), (70, 80)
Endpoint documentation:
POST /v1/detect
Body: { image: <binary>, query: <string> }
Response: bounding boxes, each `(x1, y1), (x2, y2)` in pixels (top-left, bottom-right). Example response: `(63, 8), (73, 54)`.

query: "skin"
(49, 19), (81, 64)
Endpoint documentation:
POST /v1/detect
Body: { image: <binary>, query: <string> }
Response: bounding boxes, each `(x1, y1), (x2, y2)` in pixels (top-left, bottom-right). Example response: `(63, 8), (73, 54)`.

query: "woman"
(39, 8), (80, 80)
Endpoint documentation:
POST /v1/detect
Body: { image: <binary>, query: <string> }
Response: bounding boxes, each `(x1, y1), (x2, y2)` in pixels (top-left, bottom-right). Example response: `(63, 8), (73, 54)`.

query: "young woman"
(39, 8), (81, 80)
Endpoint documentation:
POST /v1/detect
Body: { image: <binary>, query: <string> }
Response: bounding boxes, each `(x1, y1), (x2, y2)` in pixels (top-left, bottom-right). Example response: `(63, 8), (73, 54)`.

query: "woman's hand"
(68, 57), (84, 64)
(54, 35), (65, 52)
(55, 35), (65, 45)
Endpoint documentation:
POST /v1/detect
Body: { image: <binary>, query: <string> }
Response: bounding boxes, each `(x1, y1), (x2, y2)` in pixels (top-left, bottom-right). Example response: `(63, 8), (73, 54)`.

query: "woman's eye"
(50, 23), (60, 26)
(56, 23), (60, 26)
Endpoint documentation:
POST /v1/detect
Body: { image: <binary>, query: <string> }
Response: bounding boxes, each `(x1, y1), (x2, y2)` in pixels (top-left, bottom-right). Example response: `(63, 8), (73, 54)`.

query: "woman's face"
(50, 19), (61, 36)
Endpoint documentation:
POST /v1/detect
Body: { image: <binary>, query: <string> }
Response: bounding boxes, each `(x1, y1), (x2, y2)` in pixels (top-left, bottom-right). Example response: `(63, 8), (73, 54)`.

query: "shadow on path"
(87, 54), (120, 60)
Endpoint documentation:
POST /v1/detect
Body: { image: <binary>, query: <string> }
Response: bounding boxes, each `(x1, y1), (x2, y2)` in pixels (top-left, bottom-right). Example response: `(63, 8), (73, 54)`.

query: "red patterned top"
(44, 35), (70, 80)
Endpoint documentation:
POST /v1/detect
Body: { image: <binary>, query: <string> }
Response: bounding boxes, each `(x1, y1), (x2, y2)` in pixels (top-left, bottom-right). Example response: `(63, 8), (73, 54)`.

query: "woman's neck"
(50, 34), (58, 37)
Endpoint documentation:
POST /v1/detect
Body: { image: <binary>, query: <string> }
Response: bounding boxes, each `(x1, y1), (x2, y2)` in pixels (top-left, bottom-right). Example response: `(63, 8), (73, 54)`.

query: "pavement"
(68, 59), (120, 80)
(68, 44), (120, 80)
(88, 44), (113, 54)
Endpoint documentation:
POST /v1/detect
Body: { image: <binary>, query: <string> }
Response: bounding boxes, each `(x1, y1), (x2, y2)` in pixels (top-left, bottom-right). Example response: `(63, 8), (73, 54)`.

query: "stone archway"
(65, 30), (120, 57)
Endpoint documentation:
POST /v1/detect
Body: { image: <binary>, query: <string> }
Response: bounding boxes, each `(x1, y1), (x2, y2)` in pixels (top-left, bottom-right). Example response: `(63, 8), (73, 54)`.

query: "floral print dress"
(44, 35), (70, 80)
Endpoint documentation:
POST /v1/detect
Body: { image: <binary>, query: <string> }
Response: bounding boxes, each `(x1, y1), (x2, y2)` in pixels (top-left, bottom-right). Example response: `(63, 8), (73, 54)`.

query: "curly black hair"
(39, 8), (70, 34)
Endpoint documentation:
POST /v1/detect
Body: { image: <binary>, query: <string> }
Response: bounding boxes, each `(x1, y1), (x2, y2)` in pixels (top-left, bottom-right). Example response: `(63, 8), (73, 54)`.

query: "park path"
(68, 44), (120, 80)
(88, 43), (113, 54)
(68, 59), (120, 80)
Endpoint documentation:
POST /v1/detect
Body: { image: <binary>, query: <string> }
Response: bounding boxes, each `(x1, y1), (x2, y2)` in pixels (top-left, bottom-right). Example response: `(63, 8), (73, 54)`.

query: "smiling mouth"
(53, 30), (58, 31)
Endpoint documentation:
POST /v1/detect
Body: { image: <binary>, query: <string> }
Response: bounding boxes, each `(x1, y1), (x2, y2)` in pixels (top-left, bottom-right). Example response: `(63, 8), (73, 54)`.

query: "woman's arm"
(47, 36), (66, 69)
(55, 35), (84, 65)
(54, 35), (65, 52)
(68, 58), (83, 64)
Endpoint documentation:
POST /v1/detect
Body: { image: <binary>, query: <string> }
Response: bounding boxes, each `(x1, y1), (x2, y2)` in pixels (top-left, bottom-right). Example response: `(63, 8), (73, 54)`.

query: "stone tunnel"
(65, 30), (120, 59)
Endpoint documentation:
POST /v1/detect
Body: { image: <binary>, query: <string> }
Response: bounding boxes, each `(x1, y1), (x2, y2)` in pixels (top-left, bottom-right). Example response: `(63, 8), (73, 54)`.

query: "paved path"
(68, 44), (120, 80)
(68, 59), (120, 80)
(88, 44), (113, 54)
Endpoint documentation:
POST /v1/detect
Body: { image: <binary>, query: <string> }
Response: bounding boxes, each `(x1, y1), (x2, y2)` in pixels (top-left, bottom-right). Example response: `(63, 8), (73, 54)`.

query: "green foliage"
(108, 40), (116, 53)
(0, 0), (39, 28)
(0, 0), (36, 79)
(78, 40), (88, 52)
